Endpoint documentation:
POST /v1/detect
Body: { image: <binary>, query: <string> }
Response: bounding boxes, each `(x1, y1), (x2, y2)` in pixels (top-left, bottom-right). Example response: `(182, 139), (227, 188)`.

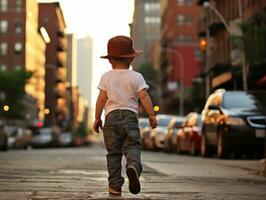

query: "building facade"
(77, 36), (93, 127)
(197, 0), (266, 95)
(66, 34), (78, 130)
(160, 0), (203, 115)
(131, 0), (161, 70)
(38, 2), (68, 128)
(0, 0), (46, 124)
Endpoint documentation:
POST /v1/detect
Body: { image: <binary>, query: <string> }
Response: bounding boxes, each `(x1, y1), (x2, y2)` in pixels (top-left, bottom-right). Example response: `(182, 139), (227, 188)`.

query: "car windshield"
(196, 116), (202, 127)
(174, 119), (183, 127)
(158, 117), (172, 127)
(222, 92), (266, 109)
(39, 128), (52, 135)
(139, 119), (149, 128)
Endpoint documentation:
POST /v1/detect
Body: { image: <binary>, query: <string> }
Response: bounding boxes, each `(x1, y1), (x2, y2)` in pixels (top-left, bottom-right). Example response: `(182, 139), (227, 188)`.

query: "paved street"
(0, 143), (266, 200)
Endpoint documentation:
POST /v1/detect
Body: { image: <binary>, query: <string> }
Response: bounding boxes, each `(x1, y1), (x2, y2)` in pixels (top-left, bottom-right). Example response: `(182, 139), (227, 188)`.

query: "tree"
(137, 62), (158, 85)
(75, 121), (89, 138)
(137, 63), (160, 116)
(0, 69), (32, 120)
(231, 11), (266, 66)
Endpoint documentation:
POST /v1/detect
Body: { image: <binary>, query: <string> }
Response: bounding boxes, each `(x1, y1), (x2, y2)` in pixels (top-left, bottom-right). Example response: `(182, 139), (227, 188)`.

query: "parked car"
(138, 117), (150, 148)
(176, 112), (202, 155)
(201, 89), (266, 158)
(59, 132), (74, 147)
(0, 121), (8, 151)
(31, 127), (60, 148)
(5, 126), (19, 149)
(163, 116), (185, 152)
(12, 128), (32, 149)
(149, 114), (177, 150)
(141, 126), (153, 150)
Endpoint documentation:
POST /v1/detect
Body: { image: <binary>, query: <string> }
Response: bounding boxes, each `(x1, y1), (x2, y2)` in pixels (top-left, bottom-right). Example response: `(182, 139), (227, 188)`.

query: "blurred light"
(154, 106), (160, 112)
(200, 39), (207, 51)
(203, 1), (211, 8)
(3, 105), (9, 111)
(36, 121), (43, 128)
(40, 27), (51, 43)
(44, 108), (50, 115)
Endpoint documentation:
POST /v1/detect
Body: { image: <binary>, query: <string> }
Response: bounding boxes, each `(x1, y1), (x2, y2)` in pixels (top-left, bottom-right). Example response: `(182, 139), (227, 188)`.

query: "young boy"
(93, 35), (157, 195)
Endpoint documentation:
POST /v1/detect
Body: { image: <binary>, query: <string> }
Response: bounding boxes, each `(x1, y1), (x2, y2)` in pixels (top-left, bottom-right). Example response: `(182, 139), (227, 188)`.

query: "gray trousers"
(102, 109), (142, 190)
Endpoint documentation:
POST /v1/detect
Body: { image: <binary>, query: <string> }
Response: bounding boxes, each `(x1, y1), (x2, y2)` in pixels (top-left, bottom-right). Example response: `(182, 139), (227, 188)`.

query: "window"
(0, 20), (8, 33)
(195, 49), (203, 60)
(186, 35), (193, 43)
(186, 0), (193, 6)
(14, 42), (23, 54)
(144, 2), (160, 12)
(186, 15), (193, 25)
(145, 17), (161, 24)
(15, 0), (22, 11)
(0, 0), (8, 12)
(144, 3), (151, 12)
(177, 0), (193, 6)
(178, 34), (185, 43)
(177, 14), (185, 25)
(177, 0), (185, 6)
(0, 43), (7, 55)
(14, 22), (22, 34)
(15, 65), (21, 70)
(0, 64), (7, 71)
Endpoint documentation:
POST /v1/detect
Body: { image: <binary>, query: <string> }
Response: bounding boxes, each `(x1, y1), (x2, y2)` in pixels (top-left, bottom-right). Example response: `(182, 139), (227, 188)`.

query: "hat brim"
(100, 49), (143, 59)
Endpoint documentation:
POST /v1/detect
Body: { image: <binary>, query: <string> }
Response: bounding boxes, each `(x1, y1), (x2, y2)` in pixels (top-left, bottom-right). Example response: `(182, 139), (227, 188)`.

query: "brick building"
(38, 2), (68, 128)
(197, 0), (266, 94)
(160, 0), (203, 115)
(0, 0), (47, 124)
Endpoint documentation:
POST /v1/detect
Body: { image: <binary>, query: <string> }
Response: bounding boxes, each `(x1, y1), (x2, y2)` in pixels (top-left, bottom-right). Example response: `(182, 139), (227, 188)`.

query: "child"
(93, 35), (157, 195)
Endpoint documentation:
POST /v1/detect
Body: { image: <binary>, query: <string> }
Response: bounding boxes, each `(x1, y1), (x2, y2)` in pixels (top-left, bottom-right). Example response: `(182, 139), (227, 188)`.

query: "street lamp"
(203, 1), (247, 91)
(3, 105), (9, 112)
(161, 46), (185, 116)
(203, 2), (231, 33)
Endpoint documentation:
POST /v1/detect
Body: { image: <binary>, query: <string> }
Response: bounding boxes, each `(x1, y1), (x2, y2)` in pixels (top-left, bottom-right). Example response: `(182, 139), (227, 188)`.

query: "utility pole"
(205, 29), (210, 100)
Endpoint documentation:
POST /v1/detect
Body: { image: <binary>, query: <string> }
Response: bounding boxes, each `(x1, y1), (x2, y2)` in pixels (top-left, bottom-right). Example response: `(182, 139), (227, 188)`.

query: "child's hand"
(93, 119), (103, 133)
(148, 115), (157, 129)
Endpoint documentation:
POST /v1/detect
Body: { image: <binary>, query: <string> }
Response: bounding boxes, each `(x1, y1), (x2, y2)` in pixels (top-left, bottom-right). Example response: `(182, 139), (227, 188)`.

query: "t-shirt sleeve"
(97, 74), (107, 91)
(137, 74), (149, 92)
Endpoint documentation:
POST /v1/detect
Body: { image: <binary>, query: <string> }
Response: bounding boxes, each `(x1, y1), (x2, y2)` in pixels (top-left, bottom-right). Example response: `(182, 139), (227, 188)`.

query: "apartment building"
(0, 0), (47, 124)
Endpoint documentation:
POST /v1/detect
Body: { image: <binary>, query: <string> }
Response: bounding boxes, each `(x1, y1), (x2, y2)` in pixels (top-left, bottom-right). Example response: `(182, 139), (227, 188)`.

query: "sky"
(39, 0), (135, 108)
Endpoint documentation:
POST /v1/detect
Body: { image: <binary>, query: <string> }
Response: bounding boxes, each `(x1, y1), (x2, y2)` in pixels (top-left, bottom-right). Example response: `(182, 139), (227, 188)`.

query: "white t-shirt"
(97, 69), (149, 116)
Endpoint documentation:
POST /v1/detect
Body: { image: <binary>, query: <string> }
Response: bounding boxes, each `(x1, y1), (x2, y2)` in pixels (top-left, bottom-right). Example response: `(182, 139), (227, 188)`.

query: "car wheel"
(190, 140), (196, 156)
(142, 138), (147, 150)
(217, 130), (230, 159)
(0, 136), (8, 151)
(163, 139), (169, 153)
(201, 130), (211, 157)
(176, 139), (182, 154)
(152, 137), (157, 151)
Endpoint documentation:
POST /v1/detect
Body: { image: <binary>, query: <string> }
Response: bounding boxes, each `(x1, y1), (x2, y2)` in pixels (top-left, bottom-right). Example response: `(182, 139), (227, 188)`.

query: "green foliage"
(137, 63), (158, 85)
(0, 69), (33, 119)
(75, 121), (88, 138)
(231, 11), (266, 66)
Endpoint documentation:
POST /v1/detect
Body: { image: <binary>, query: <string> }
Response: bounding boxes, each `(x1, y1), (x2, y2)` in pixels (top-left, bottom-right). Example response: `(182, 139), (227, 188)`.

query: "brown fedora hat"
(100, 35), (143, 59)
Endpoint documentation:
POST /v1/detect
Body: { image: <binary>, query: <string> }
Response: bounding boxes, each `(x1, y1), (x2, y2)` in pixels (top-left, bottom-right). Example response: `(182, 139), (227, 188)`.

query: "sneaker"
(126, 166), (141, 194)
(108, 187), (121, 195)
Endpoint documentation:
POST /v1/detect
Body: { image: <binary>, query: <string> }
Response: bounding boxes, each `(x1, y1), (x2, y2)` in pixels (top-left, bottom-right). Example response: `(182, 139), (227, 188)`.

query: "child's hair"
(109, 56), (133, 66)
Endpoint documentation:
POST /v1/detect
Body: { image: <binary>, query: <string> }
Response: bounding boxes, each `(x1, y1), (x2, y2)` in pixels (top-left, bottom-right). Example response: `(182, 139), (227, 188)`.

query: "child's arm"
(138, 89), (157, 129)
(93, 89), (108, 133)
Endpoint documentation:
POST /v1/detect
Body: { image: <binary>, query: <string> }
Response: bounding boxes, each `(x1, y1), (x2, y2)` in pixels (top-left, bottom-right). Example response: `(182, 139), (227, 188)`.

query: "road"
(0, 144), (265, 200)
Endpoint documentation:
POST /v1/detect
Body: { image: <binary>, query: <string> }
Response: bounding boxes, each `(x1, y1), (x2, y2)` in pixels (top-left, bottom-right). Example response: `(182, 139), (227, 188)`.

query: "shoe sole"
(108, 187), (121, 195)
(126, 167), (140, 194)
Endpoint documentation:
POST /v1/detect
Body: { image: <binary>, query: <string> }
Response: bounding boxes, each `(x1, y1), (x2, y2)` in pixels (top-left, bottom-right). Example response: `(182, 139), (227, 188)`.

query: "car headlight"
(225, 116), (246, 126)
